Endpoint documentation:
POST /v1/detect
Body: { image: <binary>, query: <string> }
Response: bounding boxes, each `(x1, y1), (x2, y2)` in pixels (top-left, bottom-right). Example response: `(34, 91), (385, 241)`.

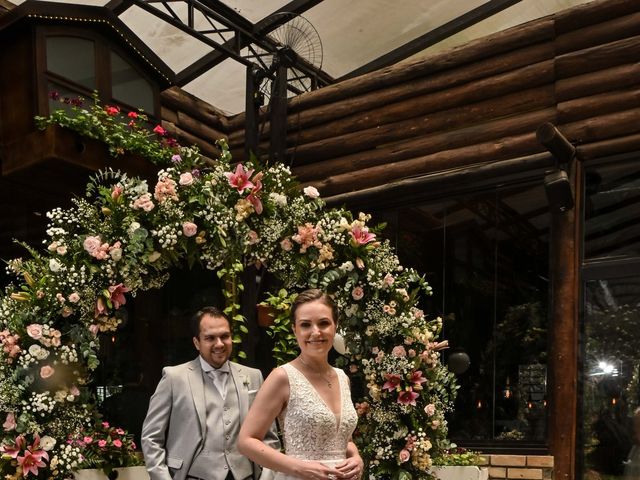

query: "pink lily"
(350, 226), (376, 246)
(382, 373), (402, 392)
(108, 283), (130, 309)
(246, 172), (263, 214)
(224, 164), (255, 192)
(397, 389), (419, 406)
(410, 370), (428, 387)
(1, 435), (26, 458)
(18, 449), (49, 477)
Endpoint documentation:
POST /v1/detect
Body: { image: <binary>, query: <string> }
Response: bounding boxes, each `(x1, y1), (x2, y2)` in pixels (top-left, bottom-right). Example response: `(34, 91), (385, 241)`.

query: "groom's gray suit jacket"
(141, 357), (279, 480)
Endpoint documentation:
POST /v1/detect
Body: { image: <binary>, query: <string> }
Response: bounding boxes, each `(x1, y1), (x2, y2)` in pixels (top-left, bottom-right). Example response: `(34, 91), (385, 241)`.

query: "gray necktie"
(207, 369), (228, 399)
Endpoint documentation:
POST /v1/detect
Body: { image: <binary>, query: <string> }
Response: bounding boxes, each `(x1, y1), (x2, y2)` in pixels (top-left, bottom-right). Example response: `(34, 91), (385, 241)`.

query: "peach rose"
(40, 365), (55, 379)
(182, 222), (197, 237)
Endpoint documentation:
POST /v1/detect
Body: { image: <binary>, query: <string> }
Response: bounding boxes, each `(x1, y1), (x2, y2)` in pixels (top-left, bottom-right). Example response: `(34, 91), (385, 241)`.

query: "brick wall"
(479, 455), (554, 479)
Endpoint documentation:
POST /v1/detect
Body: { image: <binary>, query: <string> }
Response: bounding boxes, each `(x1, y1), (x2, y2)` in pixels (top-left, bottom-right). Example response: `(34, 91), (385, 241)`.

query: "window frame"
(35, 25), (160, 118)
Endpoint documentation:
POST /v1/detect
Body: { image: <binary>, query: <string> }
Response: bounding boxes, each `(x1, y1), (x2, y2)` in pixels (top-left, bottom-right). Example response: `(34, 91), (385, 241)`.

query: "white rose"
(303, 186), (320, 199)
(49, 259), (62, 272)
(28, 344), (42, 356)
(269, 192), (287, 207)
(40, 436), (56, 451)
(110, 248), (122, 262)
(128, 222), (141, 235)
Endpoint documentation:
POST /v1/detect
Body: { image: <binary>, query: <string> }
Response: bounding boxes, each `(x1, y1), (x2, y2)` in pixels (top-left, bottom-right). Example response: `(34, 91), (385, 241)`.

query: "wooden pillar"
(548, 156), (582, 480)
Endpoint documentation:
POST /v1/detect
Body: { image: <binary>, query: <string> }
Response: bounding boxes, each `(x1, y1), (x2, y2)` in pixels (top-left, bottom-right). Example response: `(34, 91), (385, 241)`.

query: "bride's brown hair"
(290, 289), (339, 326)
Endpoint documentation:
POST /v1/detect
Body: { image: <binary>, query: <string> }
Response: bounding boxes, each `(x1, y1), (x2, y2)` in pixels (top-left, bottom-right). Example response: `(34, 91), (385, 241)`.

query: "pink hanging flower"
(98, 440), (107, 448)
(104, 105), (120, 116)
(397, 389), (419, 406)
(108, 283), (130, 309)
(382, 373), (402, 392)
(115, 428), (125, 435)
(224, 164), (255, 192)
(113, 439), (123, 448)
(83, 436), (93, 444)
(153, 125), (167, 136)
(350, 226), (376, 245)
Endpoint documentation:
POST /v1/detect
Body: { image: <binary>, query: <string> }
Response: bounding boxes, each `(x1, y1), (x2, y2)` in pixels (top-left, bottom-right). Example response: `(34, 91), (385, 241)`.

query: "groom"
(141, 307), (279, 480)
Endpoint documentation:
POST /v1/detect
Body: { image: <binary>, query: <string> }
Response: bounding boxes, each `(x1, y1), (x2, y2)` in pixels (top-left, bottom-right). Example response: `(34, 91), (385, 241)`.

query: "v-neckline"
(289, 363), (343, 424)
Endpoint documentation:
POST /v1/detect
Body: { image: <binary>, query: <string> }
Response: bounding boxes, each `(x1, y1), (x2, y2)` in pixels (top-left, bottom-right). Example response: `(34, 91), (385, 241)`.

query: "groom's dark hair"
(190, 306), (231, 338)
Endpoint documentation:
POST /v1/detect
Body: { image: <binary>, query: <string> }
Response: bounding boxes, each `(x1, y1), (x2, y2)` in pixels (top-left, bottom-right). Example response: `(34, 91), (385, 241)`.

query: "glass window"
(581, 274), (640, 479)
(46, 36), (95, 89)
(580, 157), (640, 479)
(111, 51), (154, 113)
(370, 182), (550, 445)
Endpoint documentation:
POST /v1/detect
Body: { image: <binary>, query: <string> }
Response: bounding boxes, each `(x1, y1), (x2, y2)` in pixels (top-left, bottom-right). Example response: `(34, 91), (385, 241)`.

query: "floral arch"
(0, 99), (457, 480)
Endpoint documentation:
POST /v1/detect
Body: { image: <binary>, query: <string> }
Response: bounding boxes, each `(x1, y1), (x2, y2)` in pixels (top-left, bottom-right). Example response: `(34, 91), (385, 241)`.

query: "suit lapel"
(230, 362), (249, 422)
(187, 358), (207, 436)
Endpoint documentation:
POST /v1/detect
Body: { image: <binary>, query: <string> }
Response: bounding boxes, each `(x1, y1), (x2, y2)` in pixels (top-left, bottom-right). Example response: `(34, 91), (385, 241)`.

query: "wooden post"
(547, 155), (582, 480)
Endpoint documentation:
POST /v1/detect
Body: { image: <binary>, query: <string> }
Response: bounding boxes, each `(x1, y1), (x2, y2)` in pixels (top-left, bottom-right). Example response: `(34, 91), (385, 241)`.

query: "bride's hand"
(293, 460), (342, 480)
(334, 455), (364, 480)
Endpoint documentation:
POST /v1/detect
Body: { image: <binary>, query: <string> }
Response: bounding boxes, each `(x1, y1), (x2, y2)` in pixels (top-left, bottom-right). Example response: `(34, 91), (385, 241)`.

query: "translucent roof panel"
(8, 0), (595, 115)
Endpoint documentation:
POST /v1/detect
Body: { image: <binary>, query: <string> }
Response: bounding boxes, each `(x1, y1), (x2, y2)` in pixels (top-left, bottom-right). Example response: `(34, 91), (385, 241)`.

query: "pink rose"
(280, 238), (293, 251)
(98, 440), (107, 448)
(392, 345), (407, 357)
(399, 449), (410, 463)
(247, 230), (259, 245)
(68, 292), (80, 303)
(83, 436), (93, 444)
(113, 439), (123, 448)
(132, 193), (155, 212)
(179, 172), (194, 186)
(40, 365), (55, 379)
(3, 412), (16, 431)
(26, 324), (43, 340)
(351, 286), (364, 301)
(424, 404), (436, 416)
(182, 222), (197, 237)
(70, 385), (80, 396)
(383, 273), (395, 286)
(83, 236), (102, 256)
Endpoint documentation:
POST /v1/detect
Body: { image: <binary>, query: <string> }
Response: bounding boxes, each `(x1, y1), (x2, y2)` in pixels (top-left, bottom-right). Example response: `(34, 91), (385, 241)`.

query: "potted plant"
(430, 447), (488, 480)
(71, 422), (145, 480)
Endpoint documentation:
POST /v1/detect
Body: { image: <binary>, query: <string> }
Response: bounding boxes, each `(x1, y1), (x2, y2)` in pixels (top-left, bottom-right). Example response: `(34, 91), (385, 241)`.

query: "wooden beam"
(547, 157), (581, 480)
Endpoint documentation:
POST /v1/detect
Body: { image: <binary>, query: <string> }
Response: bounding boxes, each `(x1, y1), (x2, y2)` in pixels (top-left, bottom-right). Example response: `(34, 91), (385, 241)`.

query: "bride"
(238, 289), (363, 480)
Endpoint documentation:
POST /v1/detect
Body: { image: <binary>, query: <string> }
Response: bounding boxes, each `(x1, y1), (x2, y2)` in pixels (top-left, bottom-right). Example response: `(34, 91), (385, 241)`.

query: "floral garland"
(0, 98), (458, 479)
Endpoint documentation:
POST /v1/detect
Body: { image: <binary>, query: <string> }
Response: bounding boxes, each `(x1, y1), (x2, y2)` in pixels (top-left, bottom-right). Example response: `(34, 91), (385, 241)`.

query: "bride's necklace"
(298, 356), (334, 389)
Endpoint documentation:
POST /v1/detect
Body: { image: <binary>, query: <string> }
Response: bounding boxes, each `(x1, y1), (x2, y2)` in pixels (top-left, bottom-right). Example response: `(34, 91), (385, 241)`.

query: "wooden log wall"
(159, 86), (229, 161)
(224, 0), (640, 208)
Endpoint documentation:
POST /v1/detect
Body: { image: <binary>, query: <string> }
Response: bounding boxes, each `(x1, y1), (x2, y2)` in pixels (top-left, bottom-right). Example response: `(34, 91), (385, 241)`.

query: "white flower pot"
(429, 465), (489, 480)
(73, 466), (149, 480)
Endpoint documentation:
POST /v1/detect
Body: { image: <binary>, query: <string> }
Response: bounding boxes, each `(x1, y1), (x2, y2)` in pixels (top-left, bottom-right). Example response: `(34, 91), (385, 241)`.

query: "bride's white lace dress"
(274, 363), (358, 480)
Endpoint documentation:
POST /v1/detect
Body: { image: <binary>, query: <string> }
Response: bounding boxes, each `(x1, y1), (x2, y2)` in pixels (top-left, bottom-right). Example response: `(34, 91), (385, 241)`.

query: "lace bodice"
(278, 363), (358, 463)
